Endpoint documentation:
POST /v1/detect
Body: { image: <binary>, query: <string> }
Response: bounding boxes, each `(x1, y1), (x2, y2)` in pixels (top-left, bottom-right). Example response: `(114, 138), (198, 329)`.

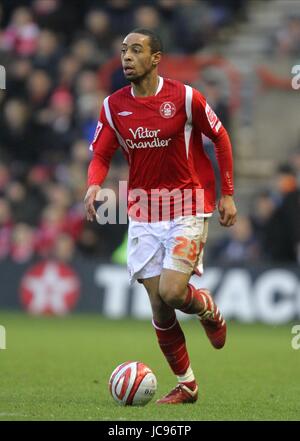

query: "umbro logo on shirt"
(118, 111), (133, 116)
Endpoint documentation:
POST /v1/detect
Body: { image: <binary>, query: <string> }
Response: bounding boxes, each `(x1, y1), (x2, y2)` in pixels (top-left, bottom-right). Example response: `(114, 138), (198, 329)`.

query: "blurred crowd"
(210, 154), (300, 265)
(270, 14), (300, 58)
(0, 0), (299, 266)
(0, 0), (247, 265)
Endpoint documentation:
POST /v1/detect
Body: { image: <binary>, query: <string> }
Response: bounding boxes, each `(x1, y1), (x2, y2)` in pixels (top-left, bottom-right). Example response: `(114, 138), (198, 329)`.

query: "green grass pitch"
(0, 312), (299, 421)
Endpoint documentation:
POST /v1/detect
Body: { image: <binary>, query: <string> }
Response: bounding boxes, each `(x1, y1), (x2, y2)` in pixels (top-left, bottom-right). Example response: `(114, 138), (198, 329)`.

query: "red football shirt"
(88, 76), (234, 221)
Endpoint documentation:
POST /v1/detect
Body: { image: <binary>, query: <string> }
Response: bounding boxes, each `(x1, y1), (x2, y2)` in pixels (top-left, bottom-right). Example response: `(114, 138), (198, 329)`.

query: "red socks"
(179, 283), (207, 315)
(152, 284), (208, 392)
(152, 314), (190, 376)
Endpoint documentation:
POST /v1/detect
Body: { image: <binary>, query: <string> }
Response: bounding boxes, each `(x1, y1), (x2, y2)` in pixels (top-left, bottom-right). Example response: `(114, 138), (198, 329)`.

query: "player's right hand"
(84, 185), (101, 221)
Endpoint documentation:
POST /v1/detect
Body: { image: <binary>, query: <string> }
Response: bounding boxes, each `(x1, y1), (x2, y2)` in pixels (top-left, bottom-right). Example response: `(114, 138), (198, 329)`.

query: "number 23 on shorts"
(172, 236), (198, 262)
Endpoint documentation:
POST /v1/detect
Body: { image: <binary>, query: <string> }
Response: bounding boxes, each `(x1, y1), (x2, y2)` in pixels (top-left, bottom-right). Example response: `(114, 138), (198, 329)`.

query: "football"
(109, 361), (157, 406)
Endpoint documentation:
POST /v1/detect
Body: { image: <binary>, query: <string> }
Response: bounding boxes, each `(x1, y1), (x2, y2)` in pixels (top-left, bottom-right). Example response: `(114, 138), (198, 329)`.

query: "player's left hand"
(218, 195), (237, 227)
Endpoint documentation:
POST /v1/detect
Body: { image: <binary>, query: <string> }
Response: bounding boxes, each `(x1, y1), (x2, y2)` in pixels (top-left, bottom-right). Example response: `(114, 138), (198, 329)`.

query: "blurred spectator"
(10, 222), (35, 263)
(32, 29), (63, 76)
(0, 7), (40, 56)
(26, 69), (52, 111)
(5, 178), (46, 225)
(77, 210), (127, 261)
(43, 182), (72, 210)
(0, 99), (42, 163)
(71, 139), (90, 164)
(250, 190), (276, 256)
(6, 57), (32, 99)
(133, 5), (173, 52)
(84, 8), (115, 62)
(71, 37), (100, 69)
(0, 162), (11, 191)
(262, 164), (300, 263)
(157, 0), (178, 22)
(77, 223), (105, 258)
(172, 1), (213, 53)
(5, 181), (27, 220)
(57, 55), (81, 90)
(35, 204), (68, 257)
(51, 232), (76, 263)
(54, 139), (90, 189)
(211, 215), (260, 264)
(209, 0), (248, 26)
(75, 69), (101, 130)
(0, 198), (13, 260)
(32, 0), (84, 38)
(37, 88), (77, 162)
(273, 163), (298, 205)
(272, 15), (300, 57)
(104, 0), (134, 36)
(289, 148), (300, 187)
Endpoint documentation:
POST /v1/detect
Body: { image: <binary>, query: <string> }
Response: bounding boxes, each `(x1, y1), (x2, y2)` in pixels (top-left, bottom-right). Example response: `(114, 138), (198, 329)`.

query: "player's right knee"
(159, 284), (185, 308)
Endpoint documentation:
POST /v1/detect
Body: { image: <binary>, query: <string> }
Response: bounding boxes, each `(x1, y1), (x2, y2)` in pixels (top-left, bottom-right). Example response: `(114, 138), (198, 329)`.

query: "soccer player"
(84, 28), (237, 404)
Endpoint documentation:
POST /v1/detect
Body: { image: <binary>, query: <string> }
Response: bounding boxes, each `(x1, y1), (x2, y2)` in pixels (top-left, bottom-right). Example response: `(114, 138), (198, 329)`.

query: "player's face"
(121, 33), (160, 81)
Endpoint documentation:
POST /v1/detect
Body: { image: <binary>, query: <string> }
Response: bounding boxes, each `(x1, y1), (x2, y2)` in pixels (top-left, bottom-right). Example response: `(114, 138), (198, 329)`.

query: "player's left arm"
(192, 88), (237, 227)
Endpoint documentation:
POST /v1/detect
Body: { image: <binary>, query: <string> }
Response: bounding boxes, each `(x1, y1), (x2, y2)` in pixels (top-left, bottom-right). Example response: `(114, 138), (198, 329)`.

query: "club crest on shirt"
(160, 101), (176, 118)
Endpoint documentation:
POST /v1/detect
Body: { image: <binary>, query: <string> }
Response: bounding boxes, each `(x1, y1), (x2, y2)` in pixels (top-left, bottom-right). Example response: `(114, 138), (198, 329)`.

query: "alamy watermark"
(291, 65), (300, 90)
(291, 325), (300, 350)
(0, 325), (6, 350)
(0, 65), (6, 90)
(94, 181), (205, 224)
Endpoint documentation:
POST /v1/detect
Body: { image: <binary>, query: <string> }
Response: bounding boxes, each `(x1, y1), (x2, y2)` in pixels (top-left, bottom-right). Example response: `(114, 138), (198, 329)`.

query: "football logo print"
(160, 101), (176, 118)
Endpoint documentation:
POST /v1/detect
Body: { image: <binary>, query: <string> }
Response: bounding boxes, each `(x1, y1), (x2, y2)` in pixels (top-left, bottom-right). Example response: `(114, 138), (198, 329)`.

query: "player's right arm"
(84, 105), (119, 221)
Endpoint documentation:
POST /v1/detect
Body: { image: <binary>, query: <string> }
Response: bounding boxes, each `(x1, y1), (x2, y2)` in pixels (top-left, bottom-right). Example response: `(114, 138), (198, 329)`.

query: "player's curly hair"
(129, 28), (163, 54)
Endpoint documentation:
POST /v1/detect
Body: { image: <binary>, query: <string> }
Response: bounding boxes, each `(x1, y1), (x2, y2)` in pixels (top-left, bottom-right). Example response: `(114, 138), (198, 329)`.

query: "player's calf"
(178, 284), (227, 349)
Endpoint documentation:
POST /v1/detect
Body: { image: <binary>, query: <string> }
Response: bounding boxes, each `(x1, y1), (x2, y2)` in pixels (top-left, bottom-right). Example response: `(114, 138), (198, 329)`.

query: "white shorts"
(127, 216), (209, 285)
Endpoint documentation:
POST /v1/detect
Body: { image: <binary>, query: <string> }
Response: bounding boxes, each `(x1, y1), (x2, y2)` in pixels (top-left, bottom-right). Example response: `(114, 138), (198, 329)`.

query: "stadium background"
(0, 0), (300, 421)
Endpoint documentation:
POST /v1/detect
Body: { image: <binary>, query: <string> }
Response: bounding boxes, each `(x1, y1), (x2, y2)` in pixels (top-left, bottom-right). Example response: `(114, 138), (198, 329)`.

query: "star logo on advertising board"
(20, 261), (80, 315)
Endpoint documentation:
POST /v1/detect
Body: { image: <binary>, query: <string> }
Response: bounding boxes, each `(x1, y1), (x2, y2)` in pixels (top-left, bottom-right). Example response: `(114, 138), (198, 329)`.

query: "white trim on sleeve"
(184, 85), (193, 159)
(103, 96), (129, 155)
